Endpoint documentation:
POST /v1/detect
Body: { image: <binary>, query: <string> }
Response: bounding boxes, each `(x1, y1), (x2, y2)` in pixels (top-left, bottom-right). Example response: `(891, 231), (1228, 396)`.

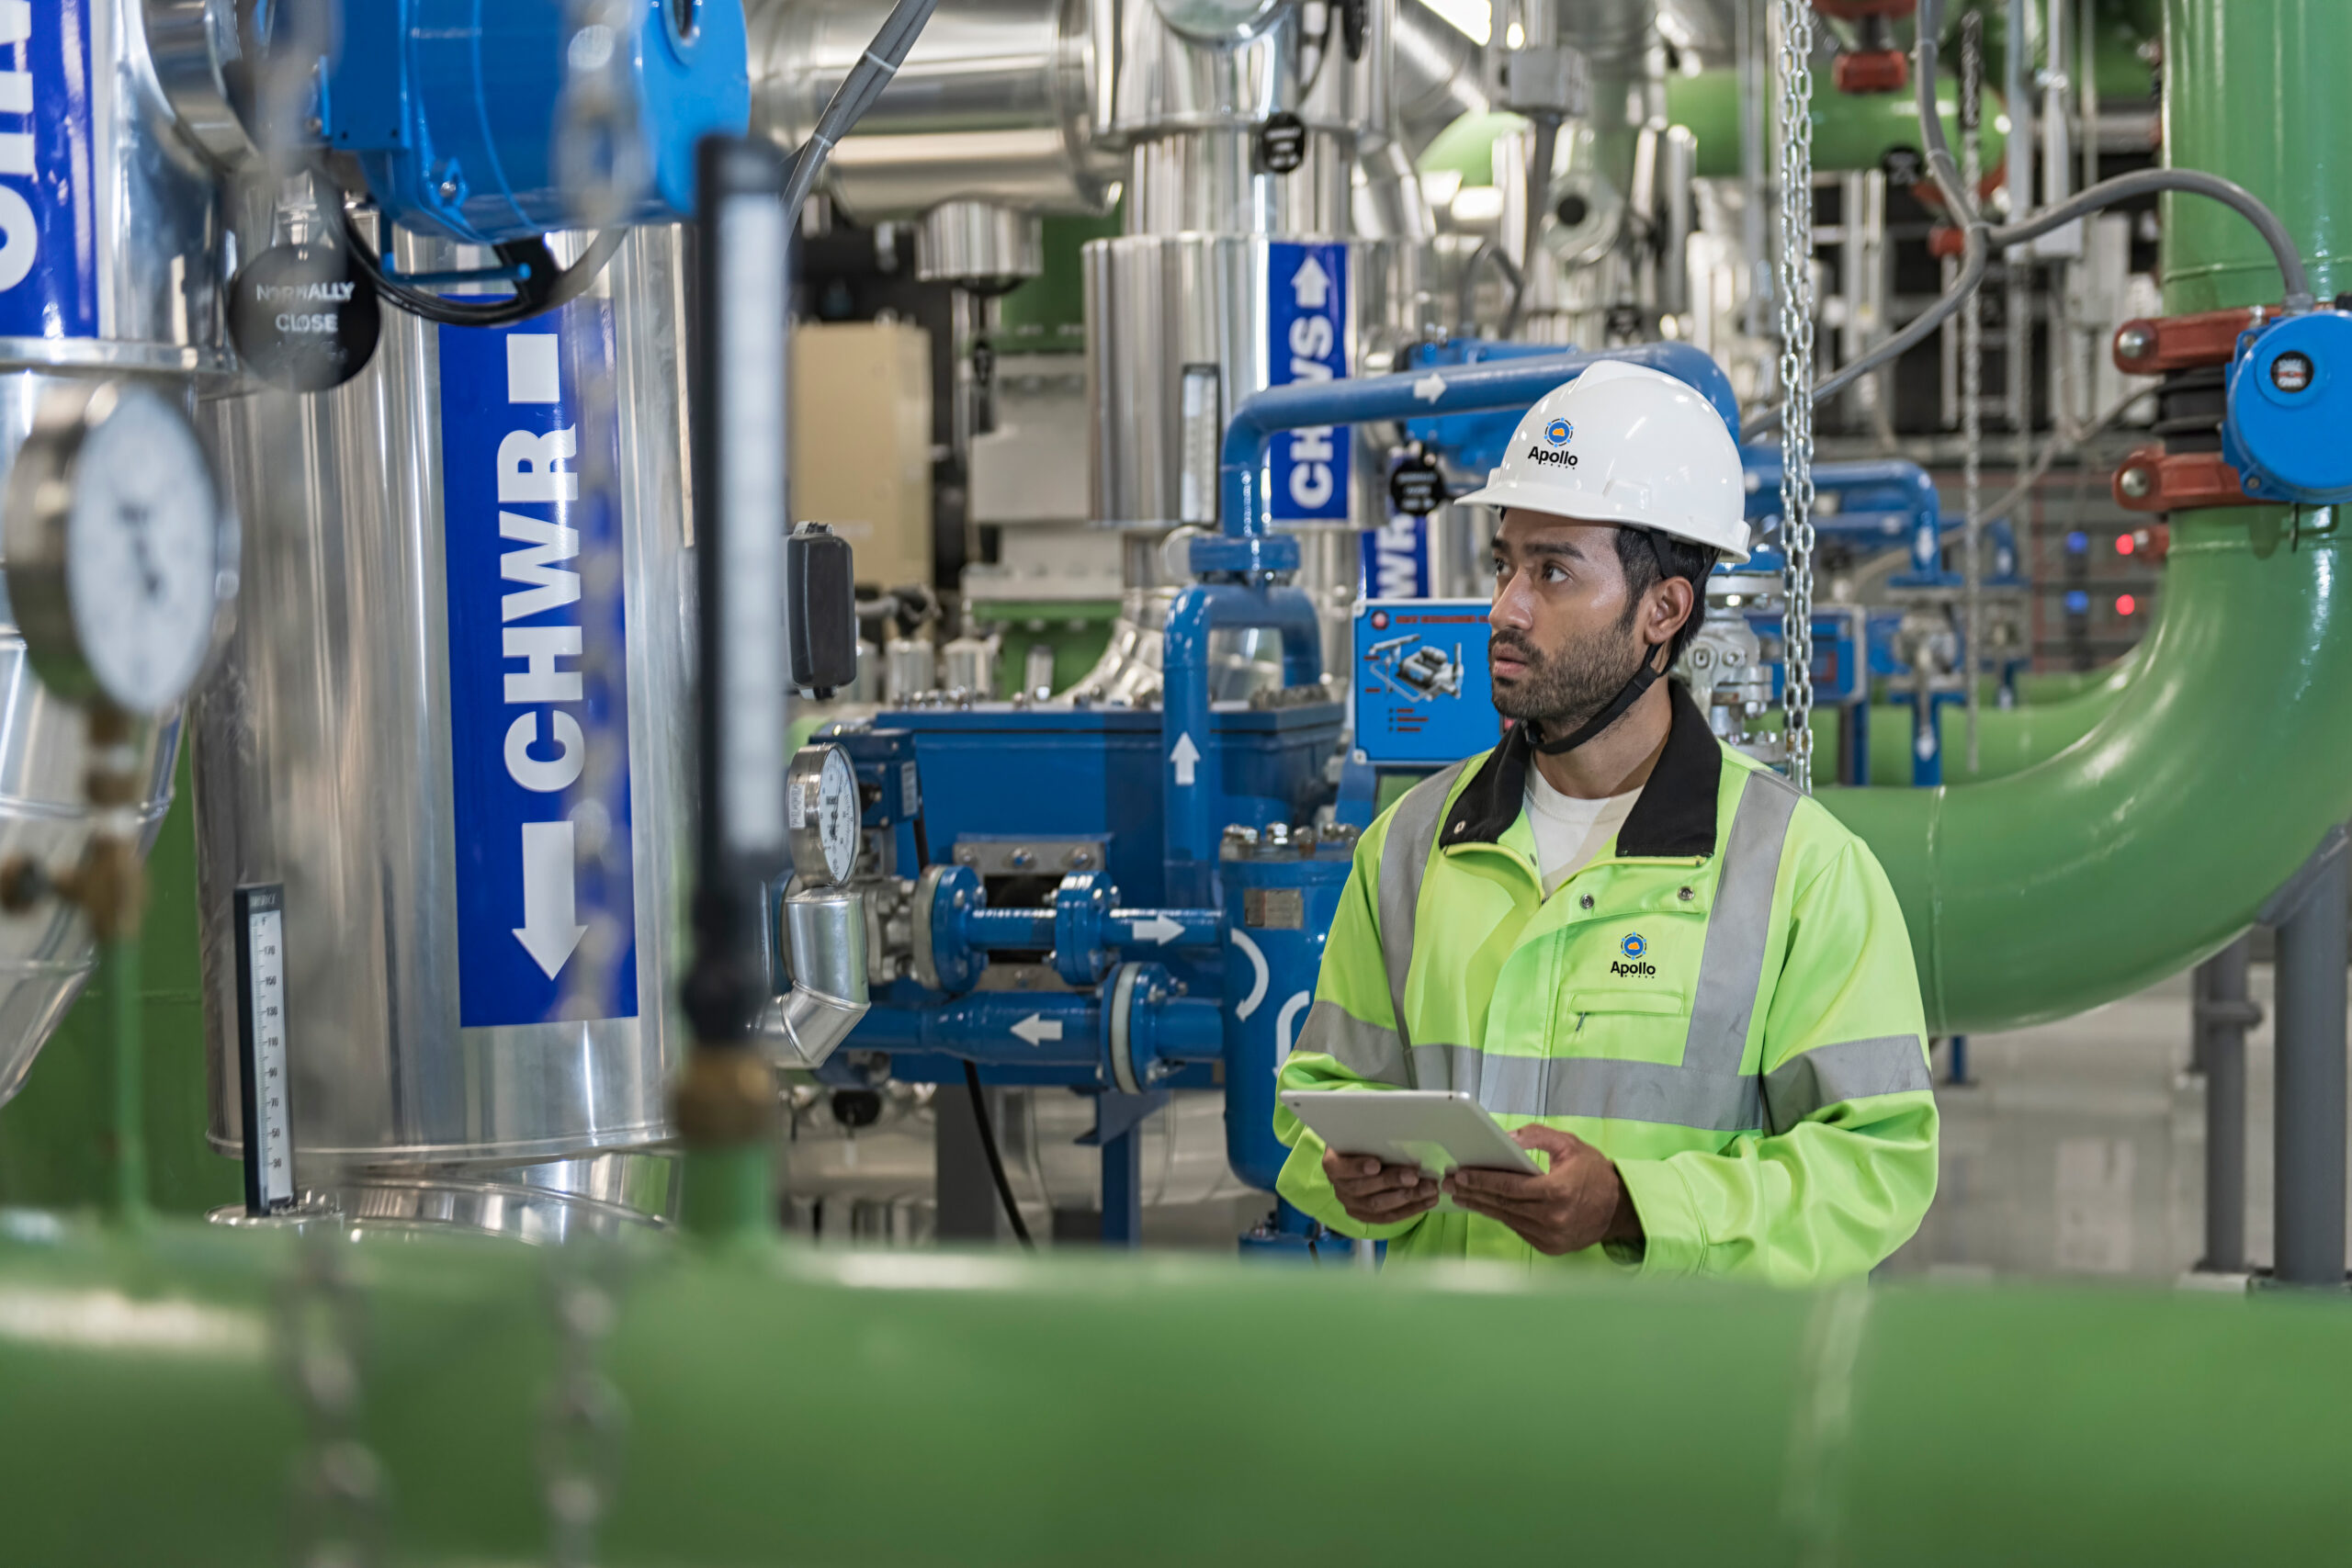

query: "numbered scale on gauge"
(232, 885), (297, 1215)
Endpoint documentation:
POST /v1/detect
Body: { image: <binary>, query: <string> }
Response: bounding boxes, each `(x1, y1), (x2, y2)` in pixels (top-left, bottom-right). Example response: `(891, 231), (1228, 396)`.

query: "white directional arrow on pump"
(1291, 252), (1332, 310)
(514, 819), (588, 979)
(1011, 1013), (1064, 1048)
(1170, 732), (1201, 786)
(1130, 913), (1184, 946)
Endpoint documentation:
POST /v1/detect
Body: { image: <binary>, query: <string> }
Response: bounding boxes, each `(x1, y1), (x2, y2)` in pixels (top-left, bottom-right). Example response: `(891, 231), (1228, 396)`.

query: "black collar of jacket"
(1441, 679), (1723, 859)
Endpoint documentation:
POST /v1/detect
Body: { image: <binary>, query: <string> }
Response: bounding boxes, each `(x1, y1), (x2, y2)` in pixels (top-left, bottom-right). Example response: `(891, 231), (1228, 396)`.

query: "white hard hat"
(1454, 360), (1751, 564)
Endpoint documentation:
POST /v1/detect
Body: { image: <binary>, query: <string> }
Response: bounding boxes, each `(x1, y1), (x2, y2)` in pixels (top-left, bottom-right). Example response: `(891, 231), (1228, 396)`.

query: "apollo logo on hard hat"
(1544, 419), (1573, 446)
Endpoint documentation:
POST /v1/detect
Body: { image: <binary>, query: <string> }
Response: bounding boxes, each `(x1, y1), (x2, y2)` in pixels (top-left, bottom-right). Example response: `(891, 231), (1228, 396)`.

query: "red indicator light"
(2116, 594), (2137, 617)
(2115, 534), (2135, 556)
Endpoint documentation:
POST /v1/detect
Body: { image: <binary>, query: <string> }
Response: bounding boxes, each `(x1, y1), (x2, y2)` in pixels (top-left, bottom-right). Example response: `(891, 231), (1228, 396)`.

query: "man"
(1273, 361), (1937, 1282)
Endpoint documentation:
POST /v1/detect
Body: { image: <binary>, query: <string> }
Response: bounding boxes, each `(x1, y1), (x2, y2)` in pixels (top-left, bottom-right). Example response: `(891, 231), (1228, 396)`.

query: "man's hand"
(1442, 1125), (1641, 1257)
(1321, 1145), (1440, 1226)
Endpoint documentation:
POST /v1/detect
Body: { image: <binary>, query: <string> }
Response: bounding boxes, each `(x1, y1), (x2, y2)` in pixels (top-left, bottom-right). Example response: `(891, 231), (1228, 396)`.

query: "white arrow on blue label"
(1292, 252), (1332, 310)
(514, 819), (588, 978)
(1170, 732), (1200, 786)
(1130, 914), (1183, 946)
(1012, 1013), (1063, 1047)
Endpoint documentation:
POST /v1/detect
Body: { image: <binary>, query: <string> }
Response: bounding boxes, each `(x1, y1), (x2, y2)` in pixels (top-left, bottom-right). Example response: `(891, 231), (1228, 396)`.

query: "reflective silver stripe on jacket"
(1679, 770), (1802, 1076)
(1296, 1007), (1931, 1135)
(1762, 1034), (1934, 1133)
(1294, 999), (1411, 1086)
(1374, 760), (1470, 1056)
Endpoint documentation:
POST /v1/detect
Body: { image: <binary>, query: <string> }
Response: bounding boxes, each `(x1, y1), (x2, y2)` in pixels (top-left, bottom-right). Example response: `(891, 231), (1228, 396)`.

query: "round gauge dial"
(786, 744), (861, 886)
(6, 382), (233, 715)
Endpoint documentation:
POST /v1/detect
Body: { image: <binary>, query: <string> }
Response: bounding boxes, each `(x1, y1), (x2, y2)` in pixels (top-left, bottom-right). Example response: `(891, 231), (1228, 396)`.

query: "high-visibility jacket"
(1274, 682), (1937, 1282)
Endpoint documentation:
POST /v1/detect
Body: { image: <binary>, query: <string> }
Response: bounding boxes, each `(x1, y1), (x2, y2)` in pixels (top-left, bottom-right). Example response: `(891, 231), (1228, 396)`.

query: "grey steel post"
(2265, 833), (2349, 1287)
(2192, 936), (2256, 1273)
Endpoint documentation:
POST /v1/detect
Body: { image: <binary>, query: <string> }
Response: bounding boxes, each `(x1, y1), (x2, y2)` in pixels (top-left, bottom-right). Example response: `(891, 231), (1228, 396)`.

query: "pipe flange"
(1054, 872), (1114, 987)
(1105, 962), (1146, 1095)
(911, 863), (985, 994)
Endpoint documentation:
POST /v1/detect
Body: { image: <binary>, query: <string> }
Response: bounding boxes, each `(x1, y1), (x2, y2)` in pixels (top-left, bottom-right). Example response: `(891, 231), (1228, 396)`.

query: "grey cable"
(1750, 0), (2312, 439)
(780, 0), (944, 216)
(1976, 381), (2159, 527)
(1455, 240), (1526, 337)
(1512, 113), (1560, 339)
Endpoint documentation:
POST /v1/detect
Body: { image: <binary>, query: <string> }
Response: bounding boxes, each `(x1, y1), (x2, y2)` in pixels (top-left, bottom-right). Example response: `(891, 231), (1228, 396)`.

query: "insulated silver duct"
(196, 228), (695, 1220)
(750, 0), (1120, 220)
(0, 0), (233, 1106)
(1391, 0), (1489, 159)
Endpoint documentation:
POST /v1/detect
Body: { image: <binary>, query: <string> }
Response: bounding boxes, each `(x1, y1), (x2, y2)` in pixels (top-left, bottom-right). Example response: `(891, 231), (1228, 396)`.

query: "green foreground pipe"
(3, 1215), (2350, 1566)
(1824, 0), (2352, 1034)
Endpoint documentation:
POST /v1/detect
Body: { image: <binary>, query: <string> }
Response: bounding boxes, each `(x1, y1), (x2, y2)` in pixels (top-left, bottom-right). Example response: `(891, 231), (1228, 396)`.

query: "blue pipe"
(1107, 908), (1227, 955)
(1215, 341), (1743, 546)
(854, 997), (1102, 1070)
(960, 908), (1057, 952)
(1162, 582), (1326, 908)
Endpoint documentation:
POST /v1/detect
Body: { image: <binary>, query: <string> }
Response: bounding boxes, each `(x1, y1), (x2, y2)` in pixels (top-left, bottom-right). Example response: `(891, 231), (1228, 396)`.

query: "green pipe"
(1667, 71), (2007, 181)
(2, 1216), (2350, 1565)
(1823, 0), (2352, 1035)
(1863, 657), (2140, 786)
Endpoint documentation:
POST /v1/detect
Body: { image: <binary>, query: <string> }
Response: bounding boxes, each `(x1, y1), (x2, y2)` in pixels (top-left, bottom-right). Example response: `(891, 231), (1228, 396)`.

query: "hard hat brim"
(1451, 477), (1753, 565)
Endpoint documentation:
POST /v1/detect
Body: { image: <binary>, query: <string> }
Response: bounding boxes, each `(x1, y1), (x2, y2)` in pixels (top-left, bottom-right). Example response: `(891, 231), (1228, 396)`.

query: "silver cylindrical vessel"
(884, 637), (937, 700)
(1085, 233), (1403, 532)
(195, 227), (694, 1168)
(0, 0), (232, 1102)
(749, 0), (1117, 220)
(917, 202), (1045, 286)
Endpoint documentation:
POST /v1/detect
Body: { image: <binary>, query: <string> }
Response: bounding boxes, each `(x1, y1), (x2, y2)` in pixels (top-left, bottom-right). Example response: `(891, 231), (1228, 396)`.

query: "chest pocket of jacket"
(1556, 987), (1690, 1065)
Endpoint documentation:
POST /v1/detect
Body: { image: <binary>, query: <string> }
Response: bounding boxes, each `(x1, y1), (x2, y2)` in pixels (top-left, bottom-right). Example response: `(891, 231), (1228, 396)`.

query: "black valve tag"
(1388, 448), (1445, 516)
(229, 243), (381, 393)
(1255, 112), (1308, 175)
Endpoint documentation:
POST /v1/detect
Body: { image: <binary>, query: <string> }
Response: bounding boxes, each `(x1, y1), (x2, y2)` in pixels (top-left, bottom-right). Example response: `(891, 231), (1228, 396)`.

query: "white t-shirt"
(1524, 768), (1643, 897)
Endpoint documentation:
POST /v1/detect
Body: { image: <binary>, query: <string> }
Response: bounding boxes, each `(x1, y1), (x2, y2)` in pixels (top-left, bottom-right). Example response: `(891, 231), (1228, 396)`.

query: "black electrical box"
(786, 523), (860, 696)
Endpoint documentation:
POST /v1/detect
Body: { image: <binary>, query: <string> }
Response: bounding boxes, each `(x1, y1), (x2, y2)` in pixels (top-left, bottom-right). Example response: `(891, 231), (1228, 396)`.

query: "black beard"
(1489, 612), (1652, 735)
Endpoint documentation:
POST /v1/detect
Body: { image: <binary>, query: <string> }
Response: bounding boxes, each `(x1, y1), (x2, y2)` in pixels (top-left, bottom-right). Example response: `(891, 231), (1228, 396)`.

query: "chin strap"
(1530, 645), (1668, 755)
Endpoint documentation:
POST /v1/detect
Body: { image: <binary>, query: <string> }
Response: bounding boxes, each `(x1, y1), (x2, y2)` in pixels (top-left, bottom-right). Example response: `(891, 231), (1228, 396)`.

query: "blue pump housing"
(318, 0), (749, 244)
(2223, 310), (2352, 506)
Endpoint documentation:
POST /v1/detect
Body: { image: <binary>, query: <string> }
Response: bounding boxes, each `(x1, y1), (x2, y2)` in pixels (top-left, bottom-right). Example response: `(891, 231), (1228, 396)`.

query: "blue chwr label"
(438, 309), (639, 1029)
(1361, 516), (1430, 598)
(1267, 241), (1349, 523)
(0, 0), (96, 339)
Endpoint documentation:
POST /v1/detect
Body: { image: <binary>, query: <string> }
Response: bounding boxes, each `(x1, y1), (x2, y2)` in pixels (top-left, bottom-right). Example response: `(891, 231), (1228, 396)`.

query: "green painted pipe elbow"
(1821, 0), (2352, 1036)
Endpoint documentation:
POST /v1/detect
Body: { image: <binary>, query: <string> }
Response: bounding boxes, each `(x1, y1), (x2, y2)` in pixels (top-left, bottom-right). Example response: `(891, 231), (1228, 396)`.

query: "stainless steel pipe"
(0, 0), (234, 1105)
(750, 0), (1118, 220)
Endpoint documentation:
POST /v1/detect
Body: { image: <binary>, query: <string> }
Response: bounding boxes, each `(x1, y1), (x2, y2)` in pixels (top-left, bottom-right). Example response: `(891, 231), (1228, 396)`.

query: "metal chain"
(1959, 11), (1985, 774)
(539, 1249), (632, 1568)
(280, 1223), (388, 1568)
(544, 16), (636, 1561)
(555, 0), (652, 232)
(1774, 0), (1817, 792)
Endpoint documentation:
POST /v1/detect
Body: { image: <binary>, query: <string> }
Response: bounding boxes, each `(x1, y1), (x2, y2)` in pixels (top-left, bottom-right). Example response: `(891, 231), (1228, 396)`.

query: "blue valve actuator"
(2223, 310), (2352, 506)
(317, 0), (750, 244)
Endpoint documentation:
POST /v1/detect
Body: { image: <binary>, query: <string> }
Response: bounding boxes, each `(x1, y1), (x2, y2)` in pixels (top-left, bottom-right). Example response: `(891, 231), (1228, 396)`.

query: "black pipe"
(2271, 845), (2347, 1287)
(2193, 936), (2256, 1274)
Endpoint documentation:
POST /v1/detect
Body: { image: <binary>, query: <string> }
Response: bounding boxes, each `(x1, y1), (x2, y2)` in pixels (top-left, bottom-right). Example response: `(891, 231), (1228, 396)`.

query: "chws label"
(1268, 241), (1350, 523)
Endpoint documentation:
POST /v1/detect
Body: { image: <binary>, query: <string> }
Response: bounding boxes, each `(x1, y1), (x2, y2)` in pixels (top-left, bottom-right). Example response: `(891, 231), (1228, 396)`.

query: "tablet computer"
(1279, 1089), (1541, 1180)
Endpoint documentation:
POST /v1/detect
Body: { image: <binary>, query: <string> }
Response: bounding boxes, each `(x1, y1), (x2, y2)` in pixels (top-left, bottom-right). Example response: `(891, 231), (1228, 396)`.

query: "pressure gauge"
(786, 744), (861, 886)
(4, 381), (235, 715)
